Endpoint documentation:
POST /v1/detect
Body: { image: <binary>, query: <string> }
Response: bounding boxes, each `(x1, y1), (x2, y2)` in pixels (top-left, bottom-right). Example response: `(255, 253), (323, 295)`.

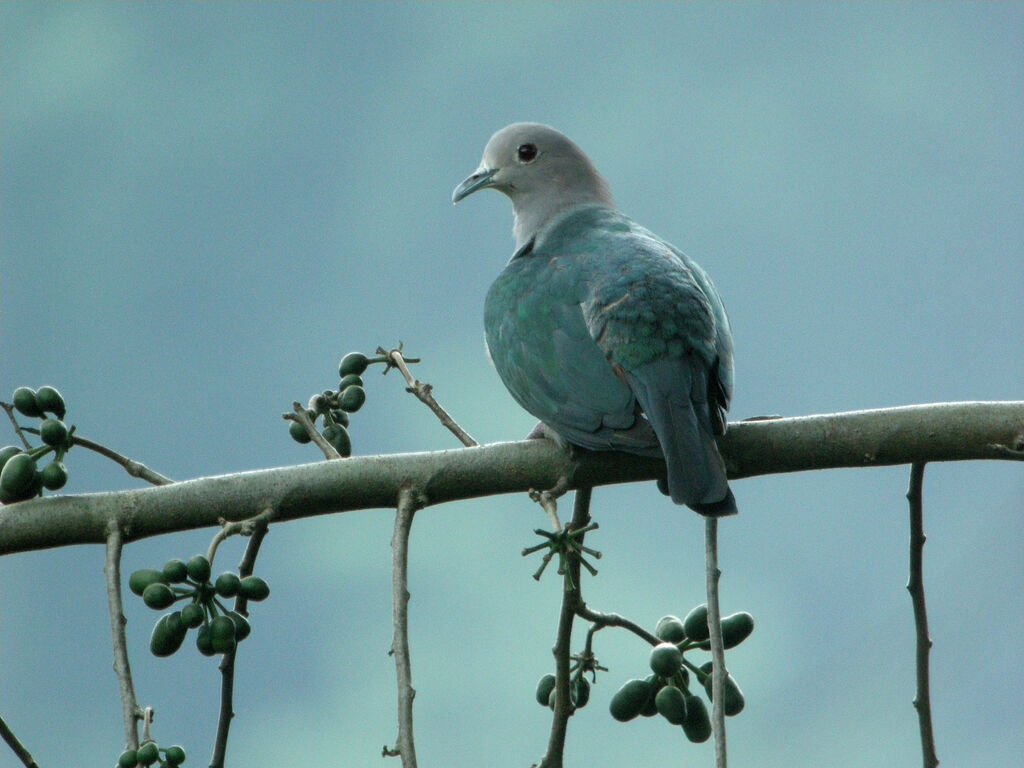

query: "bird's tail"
(626, 359), (737, 517)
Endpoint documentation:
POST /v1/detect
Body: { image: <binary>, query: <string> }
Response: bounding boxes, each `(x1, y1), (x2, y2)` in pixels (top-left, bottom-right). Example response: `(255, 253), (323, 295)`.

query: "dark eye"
(517, 143), (538, 163)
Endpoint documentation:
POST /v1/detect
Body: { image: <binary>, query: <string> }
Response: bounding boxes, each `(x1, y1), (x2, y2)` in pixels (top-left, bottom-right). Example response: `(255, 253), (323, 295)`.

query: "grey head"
(452, 122), (615, 248)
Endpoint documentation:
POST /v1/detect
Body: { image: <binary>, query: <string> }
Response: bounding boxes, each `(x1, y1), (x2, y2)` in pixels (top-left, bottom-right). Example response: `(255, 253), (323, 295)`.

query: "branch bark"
(2, 402), (1021, 555)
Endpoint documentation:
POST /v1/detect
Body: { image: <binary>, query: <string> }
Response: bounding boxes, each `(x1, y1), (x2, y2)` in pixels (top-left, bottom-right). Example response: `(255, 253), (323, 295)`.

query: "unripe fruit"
(150, 611), (187, 657)
(196, 623), (215, 656)
(142, 583), (176, 610)
(655, 615), (687, 644)
(136, 741), (159, 766)
(338, 385), (366, 413)
(289, 420), (312, 444)
(0, 446), (22, 470)
(35, 386), (66, 419)
(321, 424), (352, 457)
(181, 602), (205, 628)
(571, 676), (590, 708)
(40, 461), (68, 490)
(39, 418), (68, 447)
(209, 615), (237, 653)
(11, 387), (42, 418)
(238, 575), (270, 601)
(228, 610), (251, 641)
(655, 684), (688, 725)
(609, 678), (651, 722)
(683, 603), (709, 642)
(215, 572), (241, 597)
(648, 642), (683, 677)
(338, 352), (369, 377)
(129, 569), (167, 596)
(535, 673), (556, 706)
(164, 745), (186, 765)
(186, 555), (211, 583)
(0, 453), (37, 495)
(338, 374), (363, 390)
(117, 748), (138, 768)
(682, 694), (712, 742)
(702, 670), (745, 716)
(162, 559), (188, 583)
(720, 611), (755, 649)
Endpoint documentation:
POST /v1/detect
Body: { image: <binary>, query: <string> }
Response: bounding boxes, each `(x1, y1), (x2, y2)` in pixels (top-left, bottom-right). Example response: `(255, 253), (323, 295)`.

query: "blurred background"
(2, 3), (1021, 766)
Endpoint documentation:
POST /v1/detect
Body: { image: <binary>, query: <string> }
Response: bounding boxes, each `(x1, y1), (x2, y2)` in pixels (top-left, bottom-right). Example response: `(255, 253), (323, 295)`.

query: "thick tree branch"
(2, 402), (1021, 555)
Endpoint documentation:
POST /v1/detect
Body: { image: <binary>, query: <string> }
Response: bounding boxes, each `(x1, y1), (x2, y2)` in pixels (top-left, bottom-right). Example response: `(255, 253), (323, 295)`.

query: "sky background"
(2, 3), (1022, 766)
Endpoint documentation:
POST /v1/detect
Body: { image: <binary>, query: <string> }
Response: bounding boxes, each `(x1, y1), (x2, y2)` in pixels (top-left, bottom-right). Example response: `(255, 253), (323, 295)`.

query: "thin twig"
(210, 510), (272, 768)
(384, 487), (422, 767)
(105, 520), (140, 749)
(0, 714), (39, 768)
(705, 517), (727, 768)
(573, 604), (660, 646)
(385, 349), (478, 447)
(539, 486), (592, 768)
(0, 402), (33, 450)
(907, 462), (939, 768)
(286, 402), (341, 459)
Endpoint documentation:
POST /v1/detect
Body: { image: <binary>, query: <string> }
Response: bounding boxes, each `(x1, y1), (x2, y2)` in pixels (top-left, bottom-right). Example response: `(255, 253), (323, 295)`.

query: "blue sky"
(2, 3), (1022, 766)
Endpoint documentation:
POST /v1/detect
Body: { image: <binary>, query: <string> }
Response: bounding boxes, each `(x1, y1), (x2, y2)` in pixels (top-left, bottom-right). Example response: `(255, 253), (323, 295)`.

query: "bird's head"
(453, 122), (614, 247)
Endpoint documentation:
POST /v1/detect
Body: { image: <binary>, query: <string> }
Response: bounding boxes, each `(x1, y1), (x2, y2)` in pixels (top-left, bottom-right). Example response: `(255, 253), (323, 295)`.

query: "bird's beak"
(452, 166), (497, 204)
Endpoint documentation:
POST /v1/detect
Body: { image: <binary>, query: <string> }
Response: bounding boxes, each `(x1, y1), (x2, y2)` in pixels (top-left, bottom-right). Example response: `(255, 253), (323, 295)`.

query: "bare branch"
(906, 462), (939, 768)
(2, 402), (1021, 555)
(105, 520), (140, 749)
(385, 348), (478, 447)
(539, 486), (592, 768)
(0, 714), (39, 768)
(385, 487), (423, 767)
(705, 518), (728, 768)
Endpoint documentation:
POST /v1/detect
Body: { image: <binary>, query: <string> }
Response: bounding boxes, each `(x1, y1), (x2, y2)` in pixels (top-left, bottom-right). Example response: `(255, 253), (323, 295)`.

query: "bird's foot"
(521, 522), (601, 585)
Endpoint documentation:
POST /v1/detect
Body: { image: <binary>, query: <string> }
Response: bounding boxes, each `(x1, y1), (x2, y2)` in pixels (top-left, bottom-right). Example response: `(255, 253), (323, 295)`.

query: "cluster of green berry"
(534, 670), (591, 713)
(287, 352), (372, 456)
(117, 741), (185, 767)
(608, 604), (754, 743)
(1, 386), (71, 502)
(129, 555), (270, 657)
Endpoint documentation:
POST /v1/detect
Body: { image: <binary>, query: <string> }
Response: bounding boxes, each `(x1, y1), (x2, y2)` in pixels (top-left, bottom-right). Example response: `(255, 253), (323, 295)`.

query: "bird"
(453, 123), (736, 516)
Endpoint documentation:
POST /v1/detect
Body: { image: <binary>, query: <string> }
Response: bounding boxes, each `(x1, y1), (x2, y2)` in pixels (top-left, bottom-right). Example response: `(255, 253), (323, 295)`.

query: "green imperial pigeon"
(453, 123), (737, 516)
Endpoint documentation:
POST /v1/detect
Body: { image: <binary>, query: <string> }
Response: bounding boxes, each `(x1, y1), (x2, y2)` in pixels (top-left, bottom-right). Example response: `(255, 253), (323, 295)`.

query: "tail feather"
(626, 358), (736, 517)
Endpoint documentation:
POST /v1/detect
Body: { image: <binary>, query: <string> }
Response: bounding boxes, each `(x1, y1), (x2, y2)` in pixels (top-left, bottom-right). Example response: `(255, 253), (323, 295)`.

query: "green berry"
(34, 386), (66, 419)
(228, 610), (251, 641)
(215, 572), (241, 597)
(338, 385), (366, 413)
(329, 409), (350, 427)
(321, 423), (352, 457)
(162, 559), (188, 583)
(117, 747), (138, 767)
(136, 741), (159, 766)
(163, 745), (186, 765)
(338, 352), (369, 377)
(150, 611), (187, 657)
(720, 611), (755, 649)
(181, 602), (205, 628)
(683, 603), (709, 642)
(11, 387), (42, 418)
(0, 452), (37, 495)
(196, 623), (215, 656)
(338, 373), (363, 391)
(571, 675), (590, 708)
(681, 694), (712, 742)
(655, 615), (687, 644)
(40, 461), (68, 490)
(238, 575), (270, 601)
(39, 418), (68, 448)
(649, 642), (683, 677)
(609, 678), (651, 722)
(209, 615), (237, 653)
(655, 684), (688, 725)
(129, 569), (167, 596)
(535, 673), (556, 706)
(142, 582), (176, 610)
(0, 446), (22, 471)
(639, 675), (661, 717)
(288, 420), (312, 444)
(702, 669), (745, 716)
(186, 555), (211, 583)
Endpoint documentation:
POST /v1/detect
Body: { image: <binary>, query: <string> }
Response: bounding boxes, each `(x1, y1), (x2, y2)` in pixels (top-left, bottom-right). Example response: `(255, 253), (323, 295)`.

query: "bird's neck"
(511, 185), (615, 249)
